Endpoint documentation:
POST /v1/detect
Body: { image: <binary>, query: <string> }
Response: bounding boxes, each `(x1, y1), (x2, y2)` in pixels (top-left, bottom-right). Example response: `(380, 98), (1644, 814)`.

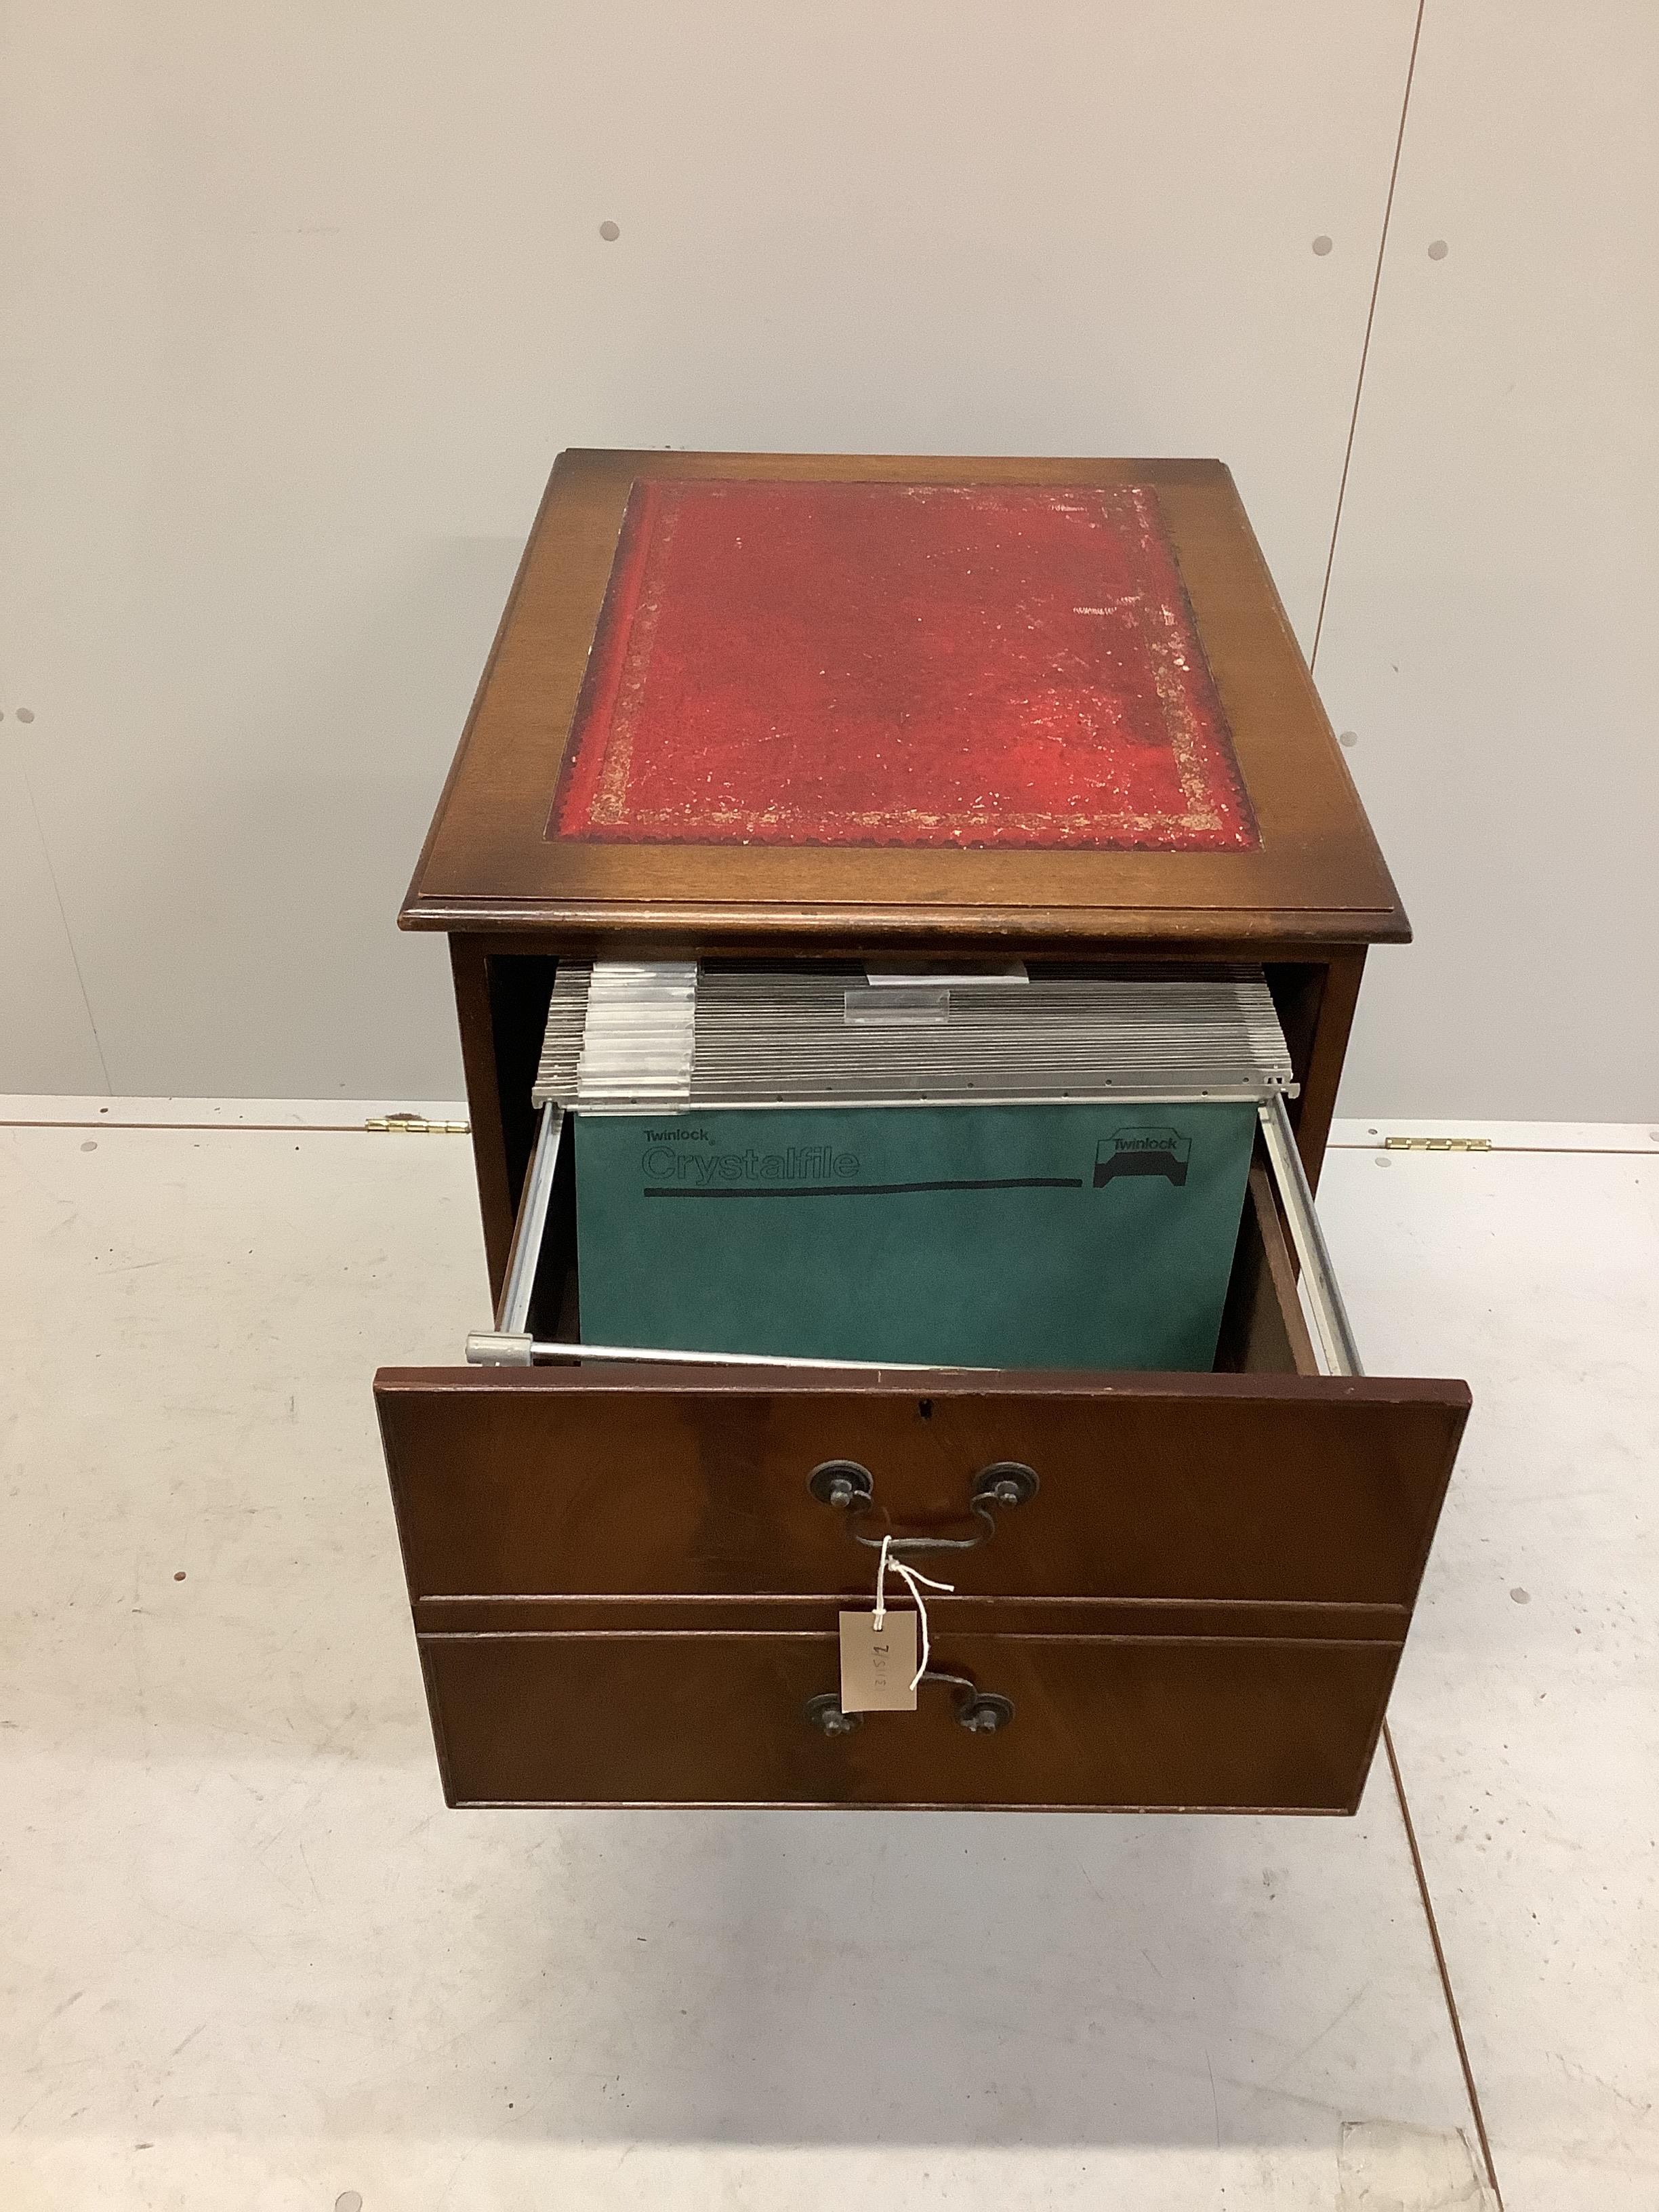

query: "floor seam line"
(1330, 1142), (1653, 1158)
(9, 1124), (1636, 1153)
(0, 1120), (466, 1136)
(1383, 1719), (1504, 2207)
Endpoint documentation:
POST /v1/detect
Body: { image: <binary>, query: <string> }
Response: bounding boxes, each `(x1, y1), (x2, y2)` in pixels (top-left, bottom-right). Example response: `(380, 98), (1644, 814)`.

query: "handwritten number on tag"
(838, 1610), (919, 1711)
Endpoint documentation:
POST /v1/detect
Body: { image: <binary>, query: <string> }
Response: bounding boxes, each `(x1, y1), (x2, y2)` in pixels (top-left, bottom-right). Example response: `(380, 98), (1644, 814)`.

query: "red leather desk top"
(550, 478), (1257, 853)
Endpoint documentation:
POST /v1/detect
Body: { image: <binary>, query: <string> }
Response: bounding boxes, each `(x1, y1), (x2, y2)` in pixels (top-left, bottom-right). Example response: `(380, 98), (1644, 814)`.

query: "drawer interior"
(501, 1110), (1322, 1385)
(472, 947), (1347, 1387)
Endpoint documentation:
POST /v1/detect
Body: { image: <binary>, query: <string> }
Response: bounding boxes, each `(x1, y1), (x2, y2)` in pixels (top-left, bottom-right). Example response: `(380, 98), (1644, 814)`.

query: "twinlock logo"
(642, 1143), (861, 1188)
(1093, 1127), (1191, 1189)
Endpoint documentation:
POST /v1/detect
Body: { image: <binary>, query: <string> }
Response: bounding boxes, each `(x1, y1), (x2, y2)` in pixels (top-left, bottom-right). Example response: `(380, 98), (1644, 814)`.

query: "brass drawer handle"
(807, 1459), (1038, 1554)
(804, 1673), (1015, 1736)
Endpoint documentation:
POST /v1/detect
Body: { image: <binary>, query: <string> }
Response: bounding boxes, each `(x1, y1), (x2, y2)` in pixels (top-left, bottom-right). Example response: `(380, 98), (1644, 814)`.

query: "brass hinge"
(1382, 1134), (1491, 1153)
(365, 1112), (471, 1135)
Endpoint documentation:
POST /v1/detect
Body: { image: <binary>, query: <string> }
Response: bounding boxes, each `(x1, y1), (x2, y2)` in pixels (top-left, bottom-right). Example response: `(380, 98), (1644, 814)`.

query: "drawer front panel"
(420, 1629), (1399, 1813)
(378, 1370), (1468, 1608)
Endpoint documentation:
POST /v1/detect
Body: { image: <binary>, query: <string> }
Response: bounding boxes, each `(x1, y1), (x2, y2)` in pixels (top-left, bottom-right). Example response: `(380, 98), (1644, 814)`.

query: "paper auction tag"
(838, 1609), (918, 1711)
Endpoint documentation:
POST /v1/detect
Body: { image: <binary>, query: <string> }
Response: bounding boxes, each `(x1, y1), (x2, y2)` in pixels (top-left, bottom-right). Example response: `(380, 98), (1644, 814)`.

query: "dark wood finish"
(401, 450), (1407, 947)
(1215, 1164), (1321, 1377)
(375, 1176), (1467, 1810)
(377, 1369), (1466, 1612)
(412, 1595), (1407, 1639)
(448, 937), (515, 1294)
(418, 1631), (1401, 1813)
(375, 1079), (1468, 1812)
(379, 449), (1461, 1816)
(1288, 947), (1368, 1191)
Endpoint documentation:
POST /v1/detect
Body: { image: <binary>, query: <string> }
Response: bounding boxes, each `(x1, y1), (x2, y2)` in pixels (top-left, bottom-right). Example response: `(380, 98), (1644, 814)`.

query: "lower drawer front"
(421, 1631), (1399, 1813)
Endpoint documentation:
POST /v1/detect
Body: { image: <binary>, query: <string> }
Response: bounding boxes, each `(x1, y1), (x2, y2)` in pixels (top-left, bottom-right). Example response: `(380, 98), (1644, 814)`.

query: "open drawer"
(375, 1099), (1468, 1814)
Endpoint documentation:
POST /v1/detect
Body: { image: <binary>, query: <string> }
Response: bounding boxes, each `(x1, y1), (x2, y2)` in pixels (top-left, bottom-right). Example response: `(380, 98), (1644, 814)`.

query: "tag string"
(874, 1532), (954, 1689)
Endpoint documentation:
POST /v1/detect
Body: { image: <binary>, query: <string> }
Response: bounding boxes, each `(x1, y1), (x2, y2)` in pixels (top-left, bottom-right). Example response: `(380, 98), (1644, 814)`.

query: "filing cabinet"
(375, 449), (1469, 1813)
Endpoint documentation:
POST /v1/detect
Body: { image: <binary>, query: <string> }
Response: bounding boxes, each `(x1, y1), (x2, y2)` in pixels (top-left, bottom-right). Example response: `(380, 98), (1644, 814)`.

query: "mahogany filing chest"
(375, 449), (1469, 1814)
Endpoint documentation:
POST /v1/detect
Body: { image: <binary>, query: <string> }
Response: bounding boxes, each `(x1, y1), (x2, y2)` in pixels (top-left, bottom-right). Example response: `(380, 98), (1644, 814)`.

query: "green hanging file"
(574, 1099), (1256, 1372)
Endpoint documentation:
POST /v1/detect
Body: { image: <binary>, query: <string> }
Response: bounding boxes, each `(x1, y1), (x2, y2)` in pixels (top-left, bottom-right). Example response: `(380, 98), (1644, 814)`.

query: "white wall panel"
(1319, 0), (1659, 1121)
(0, 1), (1415, 1097)
(0, 741), (107, 1094)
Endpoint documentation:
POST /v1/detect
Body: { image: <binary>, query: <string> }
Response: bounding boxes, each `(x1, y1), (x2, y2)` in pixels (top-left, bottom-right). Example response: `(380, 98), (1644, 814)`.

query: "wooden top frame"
(401, 449), (1407, 947)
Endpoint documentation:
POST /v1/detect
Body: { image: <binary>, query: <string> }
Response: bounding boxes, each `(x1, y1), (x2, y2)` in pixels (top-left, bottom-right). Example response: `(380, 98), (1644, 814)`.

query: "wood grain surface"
(419, 1629), (1401, 1813)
